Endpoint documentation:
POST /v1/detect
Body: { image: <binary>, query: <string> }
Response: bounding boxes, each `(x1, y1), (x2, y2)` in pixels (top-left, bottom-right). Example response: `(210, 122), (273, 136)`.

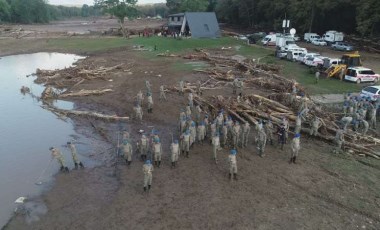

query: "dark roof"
(184, 12), (221, 38)
(168, 13), (185, 17)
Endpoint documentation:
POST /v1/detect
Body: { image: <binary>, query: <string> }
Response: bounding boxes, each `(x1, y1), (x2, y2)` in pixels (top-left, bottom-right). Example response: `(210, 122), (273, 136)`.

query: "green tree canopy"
(95, 0), (138, 38)
(0, 0), (11, 22)
(166, 0), (209, 13)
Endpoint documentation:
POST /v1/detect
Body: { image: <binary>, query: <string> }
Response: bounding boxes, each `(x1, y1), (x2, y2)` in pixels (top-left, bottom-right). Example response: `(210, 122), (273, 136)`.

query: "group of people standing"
(334, 93), (379, 153)
(125, 79), (306, 192)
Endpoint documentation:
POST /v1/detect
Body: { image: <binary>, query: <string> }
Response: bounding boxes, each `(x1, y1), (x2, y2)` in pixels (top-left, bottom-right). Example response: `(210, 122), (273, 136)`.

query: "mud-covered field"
(2, 46), (380, 230)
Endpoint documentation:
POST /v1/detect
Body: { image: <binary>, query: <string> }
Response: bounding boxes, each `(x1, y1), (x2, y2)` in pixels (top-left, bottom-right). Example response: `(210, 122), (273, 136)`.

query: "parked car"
(301, 53), (320, 64)
(262, 34), (277, 46)
(331, 42), (354, 51)
(360, 85), (380, 101)
(304, 33), (321, 42)
(296, 53), (307, 62)
(305, 56), (325, 67)
(344, 67), (380, 84)
(286, 50), (304, 61)
(237, 35), (248, 41)
(311, 39), (327, 46)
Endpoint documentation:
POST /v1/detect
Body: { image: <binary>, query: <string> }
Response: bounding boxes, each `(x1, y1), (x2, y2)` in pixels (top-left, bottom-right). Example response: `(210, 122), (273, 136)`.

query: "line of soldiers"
(49, 141), (85, 173)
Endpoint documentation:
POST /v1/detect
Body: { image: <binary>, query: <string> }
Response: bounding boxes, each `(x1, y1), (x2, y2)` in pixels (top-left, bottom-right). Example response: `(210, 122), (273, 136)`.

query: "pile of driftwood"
(167, 49), (380, 159)
(35, 63), (125, 88)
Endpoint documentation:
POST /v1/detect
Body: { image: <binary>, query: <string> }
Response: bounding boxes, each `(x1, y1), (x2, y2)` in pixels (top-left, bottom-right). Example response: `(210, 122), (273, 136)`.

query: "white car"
(301, 53), (320, 64)
(344, 67), (380, 84)
(305, 56), (324, 67)
(296, 53), (307, 62)
(360, 86), (380, 101)
(311, 39), (327, 46)
(237, 35), (248, 41)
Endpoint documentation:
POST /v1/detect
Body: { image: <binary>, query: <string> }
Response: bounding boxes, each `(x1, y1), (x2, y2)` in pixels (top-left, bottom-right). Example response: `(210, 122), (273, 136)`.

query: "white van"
(287, 50), (304, 61)
(276, 35), (295, 48)
(261, 34), (276, 46)
(304, 33), (321, 43)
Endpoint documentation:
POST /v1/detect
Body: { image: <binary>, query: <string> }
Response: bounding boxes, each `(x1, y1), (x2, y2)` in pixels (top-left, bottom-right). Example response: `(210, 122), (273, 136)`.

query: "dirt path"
(3, 48), (380, 230)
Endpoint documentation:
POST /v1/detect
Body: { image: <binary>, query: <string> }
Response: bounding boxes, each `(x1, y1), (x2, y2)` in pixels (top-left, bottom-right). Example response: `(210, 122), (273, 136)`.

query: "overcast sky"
(48, 0), (165, 6)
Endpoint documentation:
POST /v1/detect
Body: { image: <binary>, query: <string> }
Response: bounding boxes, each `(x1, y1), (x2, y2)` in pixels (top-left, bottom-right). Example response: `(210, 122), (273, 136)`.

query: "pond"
(0, 53), (97, 227)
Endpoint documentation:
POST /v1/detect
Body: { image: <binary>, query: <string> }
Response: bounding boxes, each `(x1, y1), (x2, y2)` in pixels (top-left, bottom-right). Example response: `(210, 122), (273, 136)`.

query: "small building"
(167, 12), (221, 38)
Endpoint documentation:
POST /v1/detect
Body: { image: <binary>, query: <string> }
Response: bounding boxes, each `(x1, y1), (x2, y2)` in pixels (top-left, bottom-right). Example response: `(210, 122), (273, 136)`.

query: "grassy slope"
(130, 37), (363, 95)
(0, 36), (364, 94)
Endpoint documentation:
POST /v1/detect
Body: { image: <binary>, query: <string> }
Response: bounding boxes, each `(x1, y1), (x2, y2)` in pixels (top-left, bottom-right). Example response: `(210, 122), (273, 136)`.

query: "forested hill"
(167, 0), (380, 38)
(0, 0), (99, 23)
(1, 0), (379, 38)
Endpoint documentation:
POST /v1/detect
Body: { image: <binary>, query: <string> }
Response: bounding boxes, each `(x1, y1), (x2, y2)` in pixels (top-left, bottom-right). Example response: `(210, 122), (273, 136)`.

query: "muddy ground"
(1, 16), (380, 229)
(2, 43), (380, 230)
(0, 17), (165, 37)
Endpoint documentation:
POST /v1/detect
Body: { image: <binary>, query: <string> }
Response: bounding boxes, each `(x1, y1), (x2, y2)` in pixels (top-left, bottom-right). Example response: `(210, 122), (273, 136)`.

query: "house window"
(177, 16), (181, 21)
(204, 24), (210, 32)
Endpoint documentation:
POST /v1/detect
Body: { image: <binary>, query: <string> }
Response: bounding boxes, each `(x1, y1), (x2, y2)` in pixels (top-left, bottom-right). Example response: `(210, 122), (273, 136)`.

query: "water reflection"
(0, 53), (90, 227)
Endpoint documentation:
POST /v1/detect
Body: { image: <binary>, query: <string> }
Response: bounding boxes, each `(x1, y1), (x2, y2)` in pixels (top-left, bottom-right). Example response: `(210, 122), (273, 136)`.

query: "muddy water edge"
(0, 53), (117, 228)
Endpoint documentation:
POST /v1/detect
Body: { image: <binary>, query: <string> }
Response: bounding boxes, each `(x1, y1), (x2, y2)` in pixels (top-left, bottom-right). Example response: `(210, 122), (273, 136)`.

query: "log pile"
(167, 49), (380, 159)
(35, 64), (125, 88)
(196, 93), (380, 159)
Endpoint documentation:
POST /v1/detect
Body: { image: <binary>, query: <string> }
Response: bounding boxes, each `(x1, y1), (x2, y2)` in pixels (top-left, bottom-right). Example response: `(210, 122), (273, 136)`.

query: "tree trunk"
(308, 3), (315, 33)
(119, 18), (127, 38)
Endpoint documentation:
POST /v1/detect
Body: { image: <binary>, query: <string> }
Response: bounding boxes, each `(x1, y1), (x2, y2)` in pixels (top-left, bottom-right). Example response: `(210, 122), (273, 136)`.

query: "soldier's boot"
(79, 162), (84, 168)
(65, 167), (69, 173)
(293, 156), (297, 164)
(171, 162), (174, 168)
(128, 161), (131, 165)
(233, 173), (238, 180)
(144, 187), (147, 192)
(60, 166), (64, 171)
(74, 163), (79, 169)
(125, 159), (128, 164)
(271, 139), (273, 145)
(158, 161), (161, 168)
(174, 162), (176, 168)
(150, 108), (153, 113)
(186, 151), (189, 158)
(154, 161), (157, 166)
(148, 185), (151, 190)
(289, 157), (293, 164)
(140, 155), (144, 161)
(229, 173), (232, 180)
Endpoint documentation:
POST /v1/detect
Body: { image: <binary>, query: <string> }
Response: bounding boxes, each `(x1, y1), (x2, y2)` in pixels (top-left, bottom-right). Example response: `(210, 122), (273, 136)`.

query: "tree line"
(0, 0), (100, 23)
(166, 0), (380, 37)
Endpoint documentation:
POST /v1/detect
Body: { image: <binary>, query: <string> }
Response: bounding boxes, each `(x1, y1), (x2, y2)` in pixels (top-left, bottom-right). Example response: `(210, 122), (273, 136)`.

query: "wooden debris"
(42, 105), (129, 122)
(59, 89), (113, 98)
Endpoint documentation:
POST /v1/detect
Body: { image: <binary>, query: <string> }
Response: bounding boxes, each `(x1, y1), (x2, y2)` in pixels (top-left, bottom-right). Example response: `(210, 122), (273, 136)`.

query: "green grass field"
(45, 37), (130, 52)
(11, 36), (363, 95)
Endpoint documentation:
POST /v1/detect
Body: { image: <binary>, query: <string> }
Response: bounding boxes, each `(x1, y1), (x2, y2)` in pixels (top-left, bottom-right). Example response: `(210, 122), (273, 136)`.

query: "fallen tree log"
(59, 89), (113, 98)
(42, 105), (129, 122)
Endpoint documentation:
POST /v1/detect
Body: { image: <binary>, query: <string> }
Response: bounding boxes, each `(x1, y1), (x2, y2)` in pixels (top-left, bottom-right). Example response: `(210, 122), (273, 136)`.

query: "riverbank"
(2, 36), (380, 230)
